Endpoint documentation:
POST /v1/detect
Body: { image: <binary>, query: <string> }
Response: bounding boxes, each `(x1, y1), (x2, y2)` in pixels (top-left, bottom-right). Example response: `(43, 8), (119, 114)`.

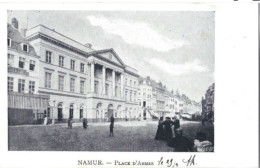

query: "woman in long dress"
(155, 117), (165, 140)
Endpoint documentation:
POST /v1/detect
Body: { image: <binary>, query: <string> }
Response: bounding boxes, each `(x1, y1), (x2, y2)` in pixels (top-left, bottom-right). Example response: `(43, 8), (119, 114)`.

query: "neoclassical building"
(25, 23), (139, 122)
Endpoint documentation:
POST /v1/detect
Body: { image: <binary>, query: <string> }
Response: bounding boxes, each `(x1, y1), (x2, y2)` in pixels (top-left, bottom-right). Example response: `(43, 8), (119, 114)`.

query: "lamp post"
(52, 100), (56, 125)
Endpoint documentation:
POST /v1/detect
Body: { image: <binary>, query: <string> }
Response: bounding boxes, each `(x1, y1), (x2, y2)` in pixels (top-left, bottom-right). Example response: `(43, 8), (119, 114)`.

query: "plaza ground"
(8, 120), (214, 151)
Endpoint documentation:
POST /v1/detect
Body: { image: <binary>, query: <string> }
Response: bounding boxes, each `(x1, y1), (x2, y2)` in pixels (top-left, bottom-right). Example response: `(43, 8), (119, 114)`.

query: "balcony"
(86, 92), (123, 101)
(8, 66), (29, 76)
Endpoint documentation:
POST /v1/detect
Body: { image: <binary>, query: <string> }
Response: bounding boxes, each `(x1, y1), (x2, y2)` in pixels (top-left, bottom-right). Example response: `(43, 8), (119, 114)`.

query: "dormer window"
(7, 38), (11, 47)
(22, 44), (29, 52)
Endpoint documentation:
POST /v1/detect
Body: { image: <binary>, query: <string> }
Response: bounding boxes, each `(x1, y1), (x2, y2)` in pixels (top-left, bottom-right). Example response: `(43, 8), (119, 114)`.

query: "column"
(91, 62), (95, 92)
(112, 70), (115, 96)
(121, 73), (124, 98)
(102, 66), (106, 95)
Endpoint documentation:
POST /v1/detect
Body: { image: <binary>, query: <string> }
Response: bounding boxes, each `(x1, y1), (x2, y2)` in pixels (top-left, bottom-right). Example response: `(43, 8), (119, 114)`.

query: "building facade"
(201, 83), (215, 121)
(138, 76), (182, 120)
(7, 18), (49, 125)
(25, 23), (139, 122)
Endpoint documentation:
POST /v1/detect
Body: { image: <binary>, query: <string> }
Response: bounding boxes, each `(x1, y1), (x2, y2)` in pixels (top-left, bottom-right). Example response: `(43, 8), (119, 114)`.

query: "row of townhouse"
(137, 76), (184, 120)
(7, 18), (139, 125)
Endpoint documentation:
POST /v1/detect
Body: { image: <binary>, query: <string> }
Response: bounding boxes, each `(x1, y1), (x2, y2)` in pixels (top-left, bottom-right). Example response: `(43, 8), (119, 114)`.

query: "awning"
(148, 109), (159, 118)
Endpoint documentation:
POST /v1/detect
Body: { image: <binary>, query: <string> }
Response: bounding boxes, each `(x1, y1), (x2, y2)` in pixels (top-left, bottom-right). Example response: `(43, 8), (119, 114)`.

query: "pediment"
(89, 49), (125, 68)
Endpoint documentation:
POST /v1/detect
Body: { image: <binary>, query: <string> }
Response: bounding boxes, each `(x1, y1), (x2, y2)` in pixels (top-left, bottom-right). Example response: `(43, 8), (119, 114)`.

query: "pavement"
(9, 120), (200, 128)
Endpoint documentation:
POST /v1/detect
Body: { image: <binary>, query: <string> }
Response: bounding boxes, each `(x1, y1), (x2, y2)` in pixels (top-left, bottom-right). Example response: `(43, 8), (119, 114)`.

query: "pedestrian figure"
(83, 118), (88, 129)
(162, 117), (175, 141)
(155, 117), (165, 140)
(194, 132), (214, 152)
(167, 128), (193, 152)
(68, 118), (72, 129)
(172, 116), (180, 135)
(109, 115), (115, 137)
(43, 116), (48, 125)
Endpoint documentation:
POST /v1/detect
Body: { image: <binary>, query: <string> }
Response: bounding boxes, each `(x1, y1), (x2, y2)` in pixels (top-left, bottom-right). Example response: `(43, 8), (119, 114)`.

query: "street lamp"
(52, 100), (56, 125)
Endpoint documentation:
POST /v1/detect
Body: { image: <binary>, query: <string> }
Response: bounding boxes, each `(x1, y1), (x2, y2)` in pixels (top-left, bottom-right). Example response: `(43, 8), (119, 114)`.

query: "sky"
(7, 10), (215, 102)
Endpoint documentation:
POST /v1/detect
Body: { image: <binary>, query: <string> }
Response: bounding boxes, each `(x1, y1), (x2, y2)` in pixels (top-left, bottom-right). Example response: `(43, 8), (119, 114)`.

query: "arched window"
(69, 104), (74, 119)
(80, 106), (83, 119)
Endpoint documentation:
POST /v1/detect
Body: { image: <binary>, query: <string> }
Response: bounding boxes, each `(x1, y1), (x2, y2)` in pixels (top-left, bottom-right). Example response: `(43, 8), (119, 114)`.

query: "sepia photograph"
(6, 10), (215, 152)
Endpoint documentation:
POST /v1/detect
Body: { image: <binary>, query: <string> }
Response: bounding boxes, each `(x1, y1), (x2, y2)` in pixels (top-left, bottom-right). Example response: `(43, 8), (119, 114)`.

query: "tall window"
(125, 91), (128, 100)
(80, 107), (83, 119)
(130, 91), (132, 101)
(105, 84), (109, 95)
(7, 38), (11, 47)
(94, 81), (99, 94)
(70, 60), (75, 70)
(70, 78), (75, 92)
(115, 86), (118, 97)
(45, 72), (51, 88)
(29, 60), (35, 71)
(80, 63), (85, 73)
(46, 51), (52, 63)
(29, 81), (35, 94)
(8, 77), (14, 92)
(130, 80), (132, 86)
(22, 44), (28, 52)
(18, 79), (25, 93)
(134, 92), (136, 102)
(19, 57), (25, 69)
(8, 54), (14, 66)
(59, 56), (64, 67)
(125, 78), (127, 85)
(58, 75), (64, 91)
(80, 80), (85, 94)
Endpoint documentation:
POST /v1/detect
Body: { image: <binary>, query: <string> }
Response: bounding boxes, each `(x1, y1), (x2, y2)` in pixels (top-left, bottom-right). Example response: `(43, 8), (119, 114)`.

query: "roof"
(7, 23), (37, 55)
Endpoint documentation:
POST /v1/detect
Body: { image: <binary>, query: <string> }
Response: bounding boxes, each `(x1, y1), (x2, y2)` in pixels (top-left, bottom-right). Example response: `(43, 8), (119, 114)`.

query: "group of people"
(155, 116), (213, 152)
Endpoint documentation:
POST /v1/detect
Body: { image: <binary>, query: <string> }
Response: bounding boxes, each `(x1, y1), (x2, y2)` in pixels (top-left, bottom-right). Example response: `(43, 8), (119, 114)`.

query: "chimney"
(84, 43), (92, 48)
(11, 18), (18, 29)
(21, 28), (27, 37)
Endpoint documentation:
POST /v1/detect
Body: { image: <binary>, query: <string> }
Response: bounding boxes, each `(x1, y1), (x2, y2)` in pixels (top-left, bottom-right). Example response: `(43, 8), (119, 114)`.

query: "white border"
(0, 2), (258, 168)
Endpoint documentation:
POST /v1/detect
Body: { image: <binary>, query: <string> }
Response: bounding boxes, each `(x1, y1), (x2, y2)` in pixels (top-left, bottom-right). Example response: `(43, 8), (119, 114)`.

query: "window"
(80, 107), (83, 119)
(18, 79), (25, 93)
(19, 57), (25, 69)
(134, 81), (136, 87)
(80, 63), (85, 73)
(125, 78), (127, 85)
(29, 81), (35, 94)
(115, 86), (118, 97)
(94, 81), (99, 94)
(70, 78), (75, 92)
(105, 84), (109, 95)
(70, 60), (75, 70)
(22, 44), (29, 52)
(7, 38), (11, 47)
(125, 91), (128, 100)
(46, 51), (52, 63)
(59, 56), (64, 67)
(80, 80), (85, 94)
(130, 92), (132, 101)
(58, 75), (64, 91)
(134, 93), (136, 102)
(29, 60), (35, 71)
(8, 54), (14, 66)
(130, 80), (132, 86)
(8, 77), (14, 92)
(45, 72), (52, 88)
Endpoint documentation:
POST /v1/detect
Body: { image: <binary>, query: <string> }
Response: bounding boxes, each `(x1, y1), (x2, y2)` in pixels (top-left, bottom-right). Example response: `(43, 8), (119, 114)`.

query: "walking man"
(109, 115), (115, 137)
